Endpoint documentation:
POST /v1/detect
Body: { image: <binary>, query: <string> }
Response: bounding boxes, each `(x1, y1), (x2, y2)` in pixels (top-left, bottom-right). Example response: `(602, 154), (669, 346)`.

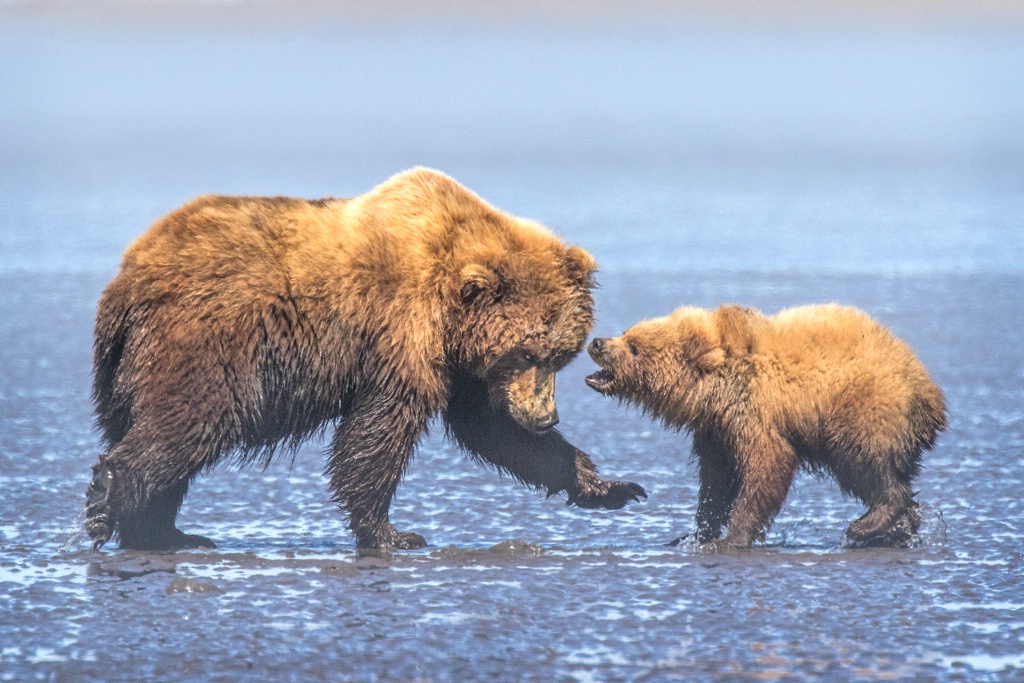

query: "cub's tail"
(909, 384), (949, 453)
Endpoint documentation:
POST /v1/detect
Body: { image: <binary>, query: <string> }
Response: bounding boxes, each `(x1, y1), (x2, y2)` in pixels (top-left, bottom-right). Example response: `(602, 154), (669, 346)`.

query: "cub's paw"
(846, 524), (918, 549)
(668, 530), (734, 548)
(847, 506), (921, 548)
(570, 481), (647, 510)
(698, 530), (758, 552)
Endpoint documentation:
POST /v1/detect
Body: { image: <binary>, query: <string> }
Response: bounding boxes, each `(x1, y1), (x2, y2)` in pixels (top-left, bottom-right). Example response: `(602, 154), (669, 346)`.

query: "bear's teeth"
(585, 370), (614, 390)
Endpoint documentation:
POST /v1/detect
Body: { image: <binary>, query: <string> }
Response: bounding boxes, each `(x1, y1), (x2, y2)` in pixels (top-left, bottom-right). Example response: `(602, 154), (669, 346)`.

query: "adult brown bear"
(586, 304), (946, 548)
(85, 168), (645, 551)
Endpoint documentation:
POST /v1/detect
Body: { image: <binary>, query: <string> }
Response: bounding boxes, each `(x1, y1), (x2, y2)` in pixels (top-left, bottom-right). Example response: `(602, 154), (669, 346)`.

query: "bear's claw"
(356, 528), (427, 551)
(569, 481), (647, 510)
(169, 531), (218, 550)
(85, 462), (115, 549)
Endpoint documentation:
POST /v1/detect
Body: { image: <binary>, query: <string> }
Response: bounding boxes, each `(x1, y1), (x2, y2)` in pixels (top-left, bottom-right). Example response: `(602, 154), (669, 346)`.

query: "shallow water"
(2, 8), (1024, 682)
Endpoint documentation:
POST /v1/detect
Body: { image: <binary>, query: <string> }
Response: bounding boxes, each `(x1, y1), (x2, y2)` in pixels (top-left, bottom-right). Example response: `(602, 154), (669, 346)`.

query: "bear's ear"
(459, 263), (501, 306)
(715, 305), (757, 355)
(682, 330), (725, 374)
(561, 245), (597, 288)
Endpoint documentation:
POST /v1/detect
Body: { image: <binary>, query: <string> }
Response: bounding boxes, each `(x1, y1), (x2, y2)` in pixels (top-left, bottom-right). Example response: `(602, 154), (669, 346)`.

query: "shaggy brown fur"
(85, 168), (645, 551)
(586, 304), (947, 548)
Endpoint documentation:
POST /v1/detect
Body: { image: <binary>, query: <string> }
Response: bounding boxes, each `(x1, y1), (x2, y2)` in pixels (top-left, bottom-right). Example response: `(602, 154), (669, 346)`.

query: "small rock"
(355, 555), (391, 571)
(166, 577), (223, 595)
(92, 558), (177, 580)
(321, 563), (359, 577)
(489, 539), (543, 557)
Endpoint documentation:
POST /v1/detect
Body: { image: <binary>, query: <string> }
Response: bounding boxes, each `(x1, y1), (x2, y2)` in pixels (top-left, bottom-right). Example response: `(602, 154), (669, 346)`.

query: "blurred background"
(2, 0), (1022, 275)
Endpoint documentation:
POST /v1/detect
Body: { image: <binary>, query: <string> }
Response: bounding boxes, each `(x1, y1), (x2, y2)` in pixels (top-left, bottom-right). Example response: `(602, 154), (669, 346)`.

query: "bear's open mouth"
(585, 369), (615, 392)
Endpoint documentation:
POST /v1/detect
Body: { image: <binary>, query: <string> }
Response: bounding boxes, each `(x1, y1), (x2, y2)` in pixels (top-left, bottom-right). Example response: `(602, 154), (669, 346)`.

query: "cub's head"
(444, 205), (597, 434)
(586, 306), (742, 426)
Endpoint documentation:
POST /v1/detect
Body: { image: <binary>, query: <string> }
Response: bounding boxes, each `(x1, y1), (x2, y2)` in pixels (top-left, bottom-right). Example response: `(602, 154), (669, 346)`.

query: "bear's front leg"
(443, 375), (646, 510)
(326, 391), (431, 550)
(564, 454), (649, 511)
(691, 432), (741, 544)
(715, 437), (799, 548)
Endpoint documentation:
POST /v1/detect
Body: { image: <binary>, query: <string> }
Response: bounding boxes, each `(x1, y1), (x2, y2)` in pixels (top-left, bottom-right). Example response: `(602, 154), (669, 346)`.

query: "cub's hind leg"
(827, 384), (931, 547)
(839, 469), (919, 547)
(831, 444), (922, 547)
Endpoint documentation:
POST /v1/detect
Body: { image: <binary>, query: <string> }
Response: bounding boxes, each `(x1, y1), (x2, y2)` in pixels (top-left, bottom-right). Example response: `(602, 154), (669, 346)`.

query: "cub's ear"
(561, 245), (597, 288)
(715, 304), (757, 355)
(459, 263), (501, 306)
(682, 330), (725, 374)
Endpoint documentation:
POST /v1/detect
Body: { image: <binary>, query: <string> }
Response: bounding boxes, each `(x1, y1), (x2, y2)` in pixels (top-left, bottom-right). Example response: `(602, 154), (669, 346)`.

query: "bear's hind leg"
(834, 449), (921, 547)
(84, 459), (116, 547)
(85, 431), (216, 551)
(116, 478), (216, 551)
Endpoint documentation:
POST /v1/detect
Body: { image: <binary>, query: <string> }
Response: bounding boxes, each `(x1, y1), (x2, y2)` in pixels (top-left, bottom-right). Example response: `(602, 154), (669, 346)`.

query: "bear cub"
(586, 303), (947, 548)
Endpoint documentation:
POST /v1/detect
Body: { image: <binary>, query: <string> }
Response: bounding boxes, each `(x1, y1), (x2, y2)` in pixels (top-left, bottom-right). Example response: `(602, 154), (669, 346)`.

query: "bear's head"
(447, 230), (597, 434)
(585, 306), (757, 426)
(357, 167), (598, 434)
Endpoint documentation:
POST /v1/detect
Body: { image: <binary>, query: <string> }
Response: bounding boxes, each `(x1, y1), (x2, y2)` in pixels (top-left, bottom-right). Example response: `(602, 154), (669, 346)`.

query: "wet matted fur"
(85, 168), (645, 551)
(586, 303), (946, 548)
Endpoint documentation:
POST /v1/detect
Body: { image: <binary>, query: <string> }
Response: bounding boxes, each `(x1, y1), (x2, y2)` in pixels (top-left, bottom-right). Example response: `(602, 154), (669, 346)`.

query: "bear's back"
(765, 304), (914, 370)
(758, 304), (945, 443)
(117, 195), (349, 304)
(756, 304), (934, 403)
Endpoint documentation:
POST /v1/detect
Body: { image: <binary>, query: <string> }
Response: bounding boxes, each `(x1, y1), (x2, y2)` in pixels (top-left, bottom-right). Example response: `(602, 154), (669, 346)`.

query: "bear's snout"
(533, 409), (559, 432)
(588, 337), (609, 360)
(585, 338), (618, 394)
(587, 337), (619, 369)
(503, 366), (561, 433)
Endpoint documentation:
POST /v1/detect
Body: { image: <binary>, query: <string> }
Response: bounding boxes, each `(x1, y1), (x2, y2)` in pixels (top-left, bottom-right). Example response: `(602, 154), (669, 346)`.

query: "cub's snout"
(585, 338), (617, 393)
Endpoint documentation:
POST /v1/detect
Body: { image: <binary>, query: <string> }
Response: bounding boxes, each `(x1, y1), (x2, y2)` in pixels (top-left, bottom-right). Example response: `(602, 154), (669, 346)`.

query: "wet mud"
(3, 268), (1023, 681)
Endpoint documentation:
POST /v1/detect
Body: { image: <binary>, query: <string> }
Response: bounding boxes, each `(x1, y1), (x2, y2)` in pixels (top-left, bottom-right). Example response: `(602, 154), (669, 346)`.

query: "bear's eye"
(628, 341), (639, 356)
(521, 350), (540, 365)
